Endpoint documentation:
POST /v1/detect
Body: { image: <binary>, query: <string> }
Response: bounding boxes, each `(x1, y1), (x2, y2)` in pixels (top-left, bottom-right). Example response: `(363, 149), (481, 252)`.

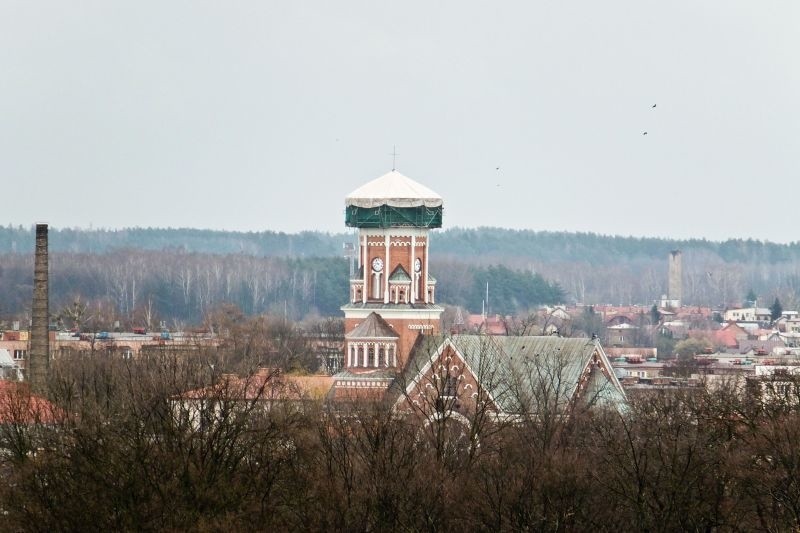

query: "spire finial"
(390, 145), (399, 171)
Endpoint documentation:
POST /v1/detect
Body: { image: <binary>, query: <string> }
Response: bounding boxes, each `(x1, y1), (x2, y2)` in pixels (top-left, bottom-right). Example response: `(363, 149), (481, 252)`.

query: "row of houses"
(0, 328), (220, 379)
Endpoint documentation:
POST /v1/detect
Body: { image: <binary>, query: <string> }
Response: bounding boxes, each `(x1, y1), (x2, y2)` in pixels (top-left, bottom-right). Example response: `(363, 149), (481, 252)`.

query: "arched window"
(367, 345), (375, 367)
(378, 346), (385, 366)
(373, 272), (382, 299)
(443, 376), (458, 397)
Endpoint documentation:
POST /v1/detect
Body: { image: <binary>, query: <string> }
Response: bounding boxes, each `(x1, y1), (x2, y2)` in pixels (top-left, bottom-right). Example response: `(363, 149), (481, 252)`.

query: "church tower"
(334, 170), (444, 398)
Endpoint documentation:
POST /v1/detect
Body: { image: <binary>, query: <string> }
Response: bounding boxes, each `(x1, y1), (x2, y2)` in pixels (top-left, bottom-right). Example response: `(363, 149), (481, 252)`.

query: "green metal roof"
(389, 265), (412, 282)
(394, 335), (627, 415)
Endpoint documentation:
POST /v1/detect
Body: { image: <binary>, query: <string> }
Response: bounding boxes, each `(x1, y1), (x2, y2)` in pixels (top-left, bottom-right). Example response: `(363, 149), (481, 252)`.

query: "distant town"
(3, 171), (800, 530)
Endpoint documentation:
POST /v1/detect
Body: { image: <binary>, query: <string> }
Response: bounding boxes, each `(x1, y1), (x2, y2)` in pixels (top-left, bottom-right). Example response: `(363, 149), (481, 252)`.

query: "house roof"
(465, 314), (507, 335)
(713, 326), (744, 349)
(345, 312), (399, 340)
(738, 339), (786, 355)
(394, 335), (627, 415)
(345, 171), (442, 209)
(179, 369), (333, 401)
(0, 381), (64, 424)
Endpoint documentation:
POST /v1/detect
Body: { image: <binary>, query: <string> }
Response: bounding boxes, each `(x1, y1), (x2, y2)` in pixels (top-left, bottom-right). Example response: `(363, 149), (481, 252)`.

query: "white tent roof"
(345, 171), (443, 209)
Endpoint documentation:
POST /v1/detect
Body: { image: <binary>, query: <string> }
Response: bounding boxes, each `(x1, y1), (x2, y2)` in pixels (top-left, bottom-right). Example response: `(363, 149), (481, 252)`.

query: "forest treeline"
(0, 251), (562, 326)
(3, 225), (800, 321)
(4, 350), (800, 531)
(3, 225), (800, 263)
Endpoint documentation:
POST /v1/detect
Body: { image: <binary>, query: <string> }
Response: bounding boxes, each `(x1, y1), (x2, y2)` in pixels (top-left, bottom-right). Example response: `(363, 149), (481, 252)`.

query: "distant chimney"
(29, 223), (50, 394)
(668, 250), (682, 307)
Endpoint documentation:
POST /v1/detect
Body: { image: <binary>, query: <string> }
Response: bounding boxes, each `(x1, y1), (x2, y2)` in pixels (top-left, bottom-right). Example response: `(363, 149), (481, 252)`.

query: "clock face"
(372, 257), (384, 272)
(414, 258), (422, 272)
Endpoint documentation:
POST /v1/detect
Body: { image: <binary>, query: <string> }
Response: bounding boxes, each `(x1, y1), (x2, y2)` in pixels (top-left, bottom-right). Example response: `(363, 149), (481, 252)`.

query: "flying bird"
(495, 167), (500, 170)
(643, 132), (648, 135)
(652, 104), (657, 108)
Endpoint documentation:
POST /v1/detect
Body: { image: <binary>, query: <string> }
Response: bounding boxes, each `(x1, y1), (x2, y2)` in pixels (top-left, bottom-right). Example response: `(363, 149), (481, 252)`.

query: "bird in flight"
(643, 132), (648, 136)
(496, 167), (500, 170)
(652, 104), (657, 108)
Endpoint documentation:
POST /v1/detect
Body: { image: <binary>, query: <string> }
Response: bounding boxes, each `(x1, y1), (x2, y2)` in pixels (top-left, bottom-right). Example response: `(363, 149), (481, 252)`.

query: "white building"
(723, 307), (772, 323)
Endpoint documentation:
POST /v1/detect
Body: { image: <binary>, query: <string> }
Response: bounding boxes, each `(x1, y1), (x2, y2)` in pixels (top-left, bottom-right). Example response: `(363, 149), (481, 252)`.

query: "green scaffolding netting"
(345, 205), (442, 228)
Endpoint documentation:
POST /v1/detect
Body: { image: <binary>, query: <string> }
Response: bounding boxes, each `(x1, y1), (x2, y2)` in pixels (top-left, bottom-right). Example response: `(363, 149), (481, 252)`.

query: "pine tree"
(770, 297), (783, 322)
(650, 304), (661, 324)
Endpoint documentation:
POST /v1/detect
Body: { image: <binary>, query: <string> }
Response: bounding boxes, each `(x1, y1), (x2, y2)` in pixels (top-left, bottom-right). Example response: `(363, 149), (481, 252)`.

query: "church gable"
(571, 346), (627, 411)
(392, 335), (627, 419)
(392, 338), (500, 418)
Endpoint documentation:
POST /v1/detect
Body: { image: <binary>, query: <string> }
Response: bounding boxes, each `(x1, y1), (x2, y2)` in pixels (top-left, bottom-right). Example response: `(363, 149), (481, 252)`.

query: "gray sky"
(2, 1), (798, 242)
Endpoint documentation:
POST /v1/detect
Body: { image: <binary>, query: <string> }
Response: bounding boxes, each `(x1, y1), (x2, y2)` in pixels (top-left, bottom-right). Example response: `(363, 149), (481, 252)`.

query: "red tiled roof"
(713, 324), (747, 349)
(466, 315), (507, 335)
(0, 380), (63, 425)
(179, 369), (333, 401)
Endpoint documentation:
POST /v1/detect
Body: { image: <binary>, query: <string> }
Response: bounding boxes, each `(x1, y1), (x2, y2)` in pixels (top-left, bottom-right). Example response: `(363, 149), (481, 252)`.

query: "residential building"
(723, 307), (772, 323)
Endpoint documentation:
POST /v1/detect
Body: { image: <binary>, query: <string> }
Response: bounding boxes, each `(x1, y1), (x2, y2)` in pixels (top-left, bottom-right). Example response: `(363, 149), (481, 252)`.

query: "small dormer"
(389, 265), (412, 304)
(427, 273), (437, 304)
(350, 266), (365, 303)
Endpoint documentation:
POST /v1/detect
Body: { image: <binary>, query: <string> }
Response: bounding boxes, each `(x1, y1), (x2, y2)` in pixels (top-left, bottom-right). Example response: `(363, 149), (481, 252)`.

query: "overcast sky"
(1, 1), (798, 242)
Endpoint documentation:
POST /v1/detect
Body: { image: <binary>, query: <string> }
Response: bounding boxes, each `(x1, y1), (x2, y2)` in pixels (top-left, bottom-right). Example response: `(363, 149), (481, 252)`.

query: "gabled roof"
(388, 265), (411, 283)
(394, 335), (627, 415)
(345, 312), (399, 340)
(721, 321), (748, 331)
(0, 381), (64, 424)
(346, 171), (442, 209)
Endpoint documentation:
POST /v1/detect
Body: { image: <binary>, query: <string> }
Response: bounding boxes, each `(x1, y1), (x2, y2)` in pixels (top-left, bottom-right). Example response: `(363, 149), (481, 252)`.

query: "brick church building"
(330, 170), (627, 416)
(331, 170), (444, 399)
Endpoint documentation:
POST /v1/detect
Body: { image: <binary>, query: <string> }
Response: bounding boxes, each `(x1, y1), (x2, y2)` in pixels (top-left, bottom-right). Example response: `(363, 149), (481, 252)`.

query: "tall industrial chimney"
(29, 223), (50, 393)
(668, 250), (682, 307)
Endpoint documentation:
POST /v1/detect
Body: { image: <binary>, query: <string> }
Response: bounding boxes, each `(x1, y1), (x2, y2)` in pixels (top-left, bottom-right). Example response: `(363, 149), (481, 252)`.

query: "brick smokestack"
(668, 250), (682, 306)
(29, 223), (50, 393)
